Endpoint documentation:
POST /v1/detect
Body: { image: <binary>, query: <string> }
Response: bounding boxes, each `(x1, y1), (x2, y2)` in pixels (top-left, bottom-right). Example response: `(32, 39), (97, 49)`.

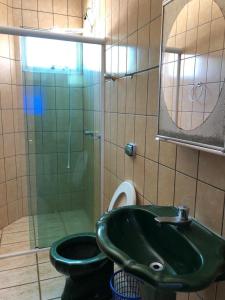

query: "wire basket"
(110, 270), (142, 300)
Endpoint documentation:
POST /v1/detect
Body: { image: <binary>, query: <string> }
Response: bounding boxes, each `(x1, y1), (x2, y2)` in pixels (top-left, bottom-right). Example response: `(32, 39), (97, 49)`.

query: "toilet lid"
(108, 181), (136, 211)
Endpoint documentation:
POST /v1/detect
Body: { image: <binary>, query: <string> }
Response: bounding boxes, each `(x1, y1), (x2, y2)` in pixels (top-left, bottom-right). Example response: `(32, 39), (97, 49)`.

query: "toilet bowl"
(50, 181), (136, 300)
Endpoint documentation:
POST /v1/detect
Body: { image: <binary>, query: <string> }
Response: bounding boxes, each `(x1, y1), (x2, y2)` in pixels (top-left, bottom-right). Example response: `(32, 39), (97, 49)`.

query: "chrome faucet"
(154, 206), (192, 226)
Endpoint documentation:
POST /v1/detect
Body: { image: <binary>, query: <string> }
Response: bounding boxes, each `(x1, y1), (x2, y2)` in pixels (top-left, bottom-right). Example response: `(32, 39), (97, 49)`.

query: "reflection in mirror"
(161, 0), (225, 131)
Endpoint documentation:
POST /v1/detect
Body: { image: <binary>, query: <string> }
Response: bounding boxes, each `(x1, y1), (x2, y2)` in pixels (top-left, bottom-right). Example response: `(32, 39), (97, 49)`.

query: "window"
(21, 37), (82, 73)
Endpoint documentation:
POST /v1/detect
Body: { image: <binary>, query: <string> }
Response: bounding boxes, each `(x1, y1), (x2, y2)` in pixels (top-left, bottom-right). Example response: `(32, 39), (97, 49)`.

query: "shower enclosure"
(0, 27), (104, 250)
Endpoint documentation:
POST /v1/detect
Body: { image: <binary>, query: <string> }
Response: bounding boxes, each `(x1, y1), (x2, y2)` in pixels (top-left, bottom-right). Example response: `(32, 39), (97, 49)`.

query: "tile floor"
(0, 210), (92, 255)
(0, 250), (65, 299)
(0, 210), (93, 299)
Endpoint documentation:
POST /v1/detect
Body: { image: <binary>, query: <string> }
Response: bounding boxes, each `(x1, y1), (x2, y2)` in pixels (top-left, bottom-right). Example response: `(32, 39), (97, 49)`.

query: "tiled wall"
(12, 0), (82, 29)
(0, 0), (27, 228)
(0, 0), (83, 228)
(102, 0), (225, 299)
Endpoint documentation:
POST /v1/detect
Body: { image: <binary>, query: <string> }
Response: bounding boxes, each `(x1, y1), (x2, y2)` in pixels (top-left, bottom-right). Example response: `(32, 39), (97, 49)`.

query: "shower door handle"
(84, 130), (101, 140)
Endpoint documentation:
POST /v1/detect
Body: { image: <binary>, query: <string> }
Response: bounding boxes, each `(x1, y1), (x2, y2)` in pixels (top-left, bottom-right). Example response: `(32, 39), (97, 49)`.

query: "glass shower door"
(20, 37), (102, 248)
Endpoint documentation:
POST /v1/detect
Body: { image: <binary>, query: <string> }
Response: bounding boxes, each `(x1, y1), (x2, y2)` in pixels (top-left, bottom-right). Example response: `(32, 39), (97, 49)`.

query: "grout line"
(0, 246), (50, 260)
(36, 253), (42, 300)
(0, 262), (37, 273)
(0, 280), (39, 291)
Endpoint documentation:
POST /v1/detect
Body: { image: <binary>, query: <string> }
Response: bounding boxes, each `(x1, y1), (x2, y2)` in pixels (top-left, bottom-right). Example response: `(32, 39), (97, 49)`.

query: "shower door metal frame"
(0, 25), (106, 257)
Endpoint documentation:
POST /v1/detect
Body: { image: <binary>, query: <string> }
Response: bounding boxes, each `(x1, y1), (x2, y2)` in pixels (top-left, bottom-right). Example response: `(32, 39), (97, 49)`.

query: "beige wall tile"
(198, 151), (225, 190)
(145, 116), (159, 162)
(128, 0), (138, 35)
(127, 32), (137, 74)
(53, 0), (67, 15)
(197, 22), (211, 54)
(0, 57), (11, 84)
(105, 112), (110, 141)
(0, 204), (8, 228)
(116, 147), (125, 179)
(0, 84), (13, 109)
(12, 8), (22, 27)
(110, 144), (117, 175)
(125, 114), (135, 142)
(6, 179), (18, 203)
(207, 50), (223, 83)
(53, 14), (68, 28)
(147, 68), (159, 116)
(68, 16), (82, 28)
(0, 182), (7, 207)
(22, 0), (37, 10)
(2, 109), (14, 133)
(209, 17), (225, 52)
(117, 114), (125, 147)
(0, 34), (10, 58)
(111, 0), (119, 43)
(149, 17), (161, 68)
(176, 146), (199, 177)
(134, 155), (145, 195)
(38, 12), (53, 29)
(124, 155), (134, 180)
(119, 0), (128, 41)
(38, 0), (52, 12)
(110, 80), (118, 112)
(196, 181), (224, 234)
(0, 3), (8, 26)
(110, 113), (118, 144)
(158, 165), (175, 205)
(135, 72), (148, 114)
(0, 158), (6, 183)
(118, 78), (126, 113)
(68, 0), (82, 17)
(138, 0), (151, 29)
(159, 141), (176, 169)
(13, 0), (22, 9)
(199, 0), (213, 25)
(5, 156), (17, 180)
(144, 158), (158, 204)
(134, 115), (146, 156)
(4, 133), (16, 157)
(0, 135), (4, 158)
(174, 172), (196, 215)
(22, 10), (38, 28)
(126, 75), (136, 113)
(151, 0), (162, 21)
(137, 24), (150, 71)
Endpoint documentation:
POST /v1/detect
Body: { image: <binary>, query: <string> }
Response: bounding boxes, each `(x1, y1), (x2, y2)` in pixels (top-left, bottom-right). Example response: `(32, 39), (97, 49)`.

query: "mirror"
(161, 0), (225, 131)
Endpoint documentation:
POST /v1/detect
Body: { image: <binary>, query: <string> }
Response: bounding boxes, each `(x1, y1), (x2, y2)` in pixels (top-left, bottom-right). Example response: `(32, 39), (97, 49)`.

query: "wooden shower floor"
(0, 210), (92, 256)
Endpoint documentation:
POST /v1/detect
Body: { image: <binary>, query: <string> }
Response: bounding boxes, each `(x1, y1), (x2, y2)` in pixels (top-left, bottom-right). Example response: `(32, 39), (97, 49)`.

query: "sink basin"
(96, 205), (225, 292)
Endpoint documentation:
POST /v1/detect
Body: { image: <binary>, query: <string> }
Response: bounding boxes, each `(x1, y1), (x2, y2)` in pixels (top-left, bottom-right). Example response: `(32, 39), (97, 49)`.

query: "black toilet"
(50, 233), (113, 300)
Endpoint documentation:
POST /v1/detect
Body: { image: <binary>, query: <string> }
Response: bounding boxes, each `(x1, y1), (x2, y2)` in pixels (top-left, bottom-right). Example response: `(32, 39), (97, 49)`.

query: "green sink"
(96, 205), (225, 293)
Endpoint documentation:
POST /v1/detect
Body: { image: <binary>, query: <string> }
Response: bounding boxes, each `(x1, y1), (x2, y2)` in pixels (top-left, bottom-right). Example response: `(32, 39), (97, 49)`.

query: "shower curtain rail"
(0, 26), (106, 45)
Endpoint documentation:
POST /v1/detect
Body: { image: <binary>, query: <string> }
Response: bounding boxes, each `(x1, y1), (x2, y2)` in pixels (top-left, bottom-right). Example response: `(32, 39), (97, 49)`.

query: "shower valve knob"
(124, 143), (136, 157)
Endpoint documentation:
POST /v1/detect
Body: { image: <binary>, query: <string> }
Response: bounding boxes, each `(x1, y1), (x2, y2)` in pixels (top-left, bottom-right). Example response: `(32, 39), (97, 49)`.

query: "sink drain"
(149, 262), (164, 272)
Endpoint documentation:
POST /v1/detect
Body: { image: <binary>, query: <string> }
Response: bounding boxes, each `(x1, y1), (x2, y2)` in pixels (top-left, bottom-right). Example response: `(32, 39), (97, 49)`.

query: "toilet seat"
(108, 181), (136, 212)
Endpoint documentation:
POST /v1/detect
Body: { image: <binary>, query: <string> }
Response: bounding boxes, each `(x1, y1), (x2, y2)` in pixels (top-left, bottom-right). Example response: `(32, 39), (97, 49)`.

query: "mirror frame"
(157, 0), (225, 156)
